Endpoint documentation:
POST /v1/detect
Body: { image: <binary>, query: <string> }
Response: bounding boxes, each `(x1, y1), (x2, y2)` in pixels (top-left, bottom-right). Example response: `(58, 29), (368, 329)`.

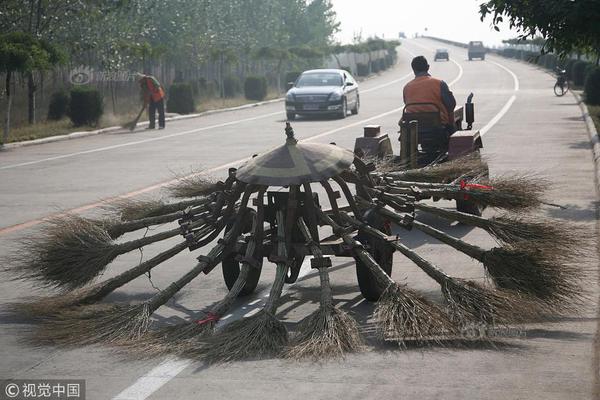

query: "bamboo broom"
(339, 212), (548, 325)
(287, 217), (363, 359)
(30, 187), (252, 346)
(315, 206), (456, 345)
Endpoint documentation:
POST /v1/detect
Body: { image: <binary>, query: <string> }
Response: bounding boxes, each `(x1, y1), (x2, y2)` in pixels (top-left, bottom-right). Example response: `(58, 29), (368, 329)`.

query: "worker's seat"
(401, 103), (450, 153)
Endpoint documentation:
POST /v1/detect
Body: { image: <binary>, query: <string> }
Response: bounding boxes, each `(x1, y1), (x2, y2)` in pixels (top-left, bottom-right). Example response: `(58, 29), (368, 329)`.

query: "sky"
(329, 0), (520, 47)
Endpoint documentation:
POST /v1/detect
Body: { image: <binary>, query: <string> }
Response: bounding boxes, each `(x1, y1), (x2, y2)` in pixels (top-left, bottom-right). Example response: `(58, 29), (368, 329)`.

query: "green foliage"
(47, 91), (70, 120)
(480, 0), (600, 56)
(566, 59), (579, 80)
(585, 67), (600, 105)
(244, 76), (268, 101)
(370, 60), (380, 73)
(223, 76), (241, 98)
(285, 71), (302, 85)
(573, 61), (591, 86)
(0, 32), (65, 75)
(341, 66), (352, 74)
(167, 83), (195, 114)
(69, 86), (103, 126)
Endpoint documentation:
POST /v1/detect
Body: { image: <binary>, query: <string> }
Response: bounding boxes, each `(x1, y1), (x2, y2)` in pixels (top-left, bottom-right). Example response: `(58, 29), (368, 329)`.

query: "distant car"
(285, 69), (359, 120)
(398, 32), (406, 39)
(468, 41), (486, 60)
(434, 48), (449, 61)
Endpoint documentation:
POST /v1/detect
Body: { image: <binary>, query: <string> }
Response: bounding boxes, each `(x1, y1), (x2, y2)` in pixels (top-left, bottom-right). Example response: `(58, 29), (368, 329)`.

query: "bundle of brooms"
(1, 146), (591, 362)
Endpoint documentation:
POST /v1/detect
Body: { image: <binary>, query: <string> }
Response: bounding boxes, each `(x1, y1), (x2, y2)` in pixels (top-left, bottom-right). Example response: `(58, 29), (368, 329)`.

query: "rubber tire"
(355, 222), (394, 302)
(222, 254), (263, 296)
(338, 98), (347, 119)
(456, 199), (483, 216)
(351, 95), (360, 115)
(286, 112), (296, 121)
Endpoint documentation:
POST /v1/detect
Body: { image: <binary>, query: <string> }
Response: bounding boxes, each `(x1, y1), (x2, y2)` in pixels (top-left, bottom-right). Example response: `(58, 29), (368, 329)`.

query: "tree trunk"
(27, 72), (36, 124)
(3, 72), (13, 145)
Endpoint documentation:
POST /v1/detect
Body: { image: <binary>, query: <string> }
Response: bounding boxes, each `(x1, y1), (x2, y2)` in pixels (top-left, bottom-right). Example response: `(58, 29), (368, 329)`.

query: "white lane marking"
(112, 357), (190, 400)
(111, 257), (316, 400)
(480, 95), (517, 136)
(361, 72), (412, 94)
(0, 111), (282, 171)
(448, 58), (463, 87)
(488, 60), (520, 91)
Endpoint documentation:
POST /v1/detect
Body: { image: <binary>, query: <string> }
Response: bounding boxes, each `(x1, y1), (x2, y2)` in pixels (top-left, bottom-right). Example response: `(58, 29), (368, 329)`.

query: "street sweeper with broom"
(138, 72), (166, 130)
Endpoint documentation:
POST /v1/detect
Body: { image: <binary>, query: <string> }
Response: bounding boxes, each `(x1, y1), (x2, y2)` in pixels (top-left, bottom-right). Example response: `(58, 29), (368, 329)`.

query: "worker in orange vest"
(403, 56), (456, 134)
(138, 73), (166, 129)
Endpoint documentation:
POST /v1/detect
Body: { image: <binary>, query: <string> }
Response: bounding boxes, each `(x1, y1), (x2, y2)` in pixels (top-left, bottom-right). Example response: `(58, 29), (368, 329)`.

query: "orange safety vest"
(403, 75), (451, 125)
(142, 76), (165, 102)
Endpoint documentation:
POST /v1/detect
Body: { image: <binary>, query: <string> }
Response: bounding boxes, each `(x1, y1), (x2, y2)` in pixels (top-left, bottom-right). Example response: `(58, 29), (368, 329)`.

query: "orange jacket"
(403, 75), (452, 125)
(141, 75), (165, 102)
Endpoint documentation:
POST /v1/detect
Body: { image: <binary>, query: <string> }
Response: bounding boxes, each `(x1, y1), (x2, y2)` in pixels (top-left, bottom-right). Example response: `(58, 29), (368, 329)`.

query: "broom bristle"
(167, 173), (217, 199)
(287, 306), (363, 360)
(8, 283), (106, 318)
(123, 319), (217, 358)
(482, 246), (587, 311)
(469, 174), (547, 210)
(30, 303), (151, 346)
(385, 153), (488, 183)
(442, 278), (548, 325)
(105, 198), (168, 221)
(375, 284), (456, 345)
(194, 311), (287, 362)
(6, 215), (118, 290)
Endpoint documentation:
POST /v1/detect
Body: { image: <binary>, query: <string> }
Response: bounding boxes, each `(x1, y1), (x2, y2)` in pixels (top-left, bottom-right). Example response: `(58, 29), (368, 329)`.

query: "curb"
(2, 97), (285, 150)
(573, 91), (600, 193)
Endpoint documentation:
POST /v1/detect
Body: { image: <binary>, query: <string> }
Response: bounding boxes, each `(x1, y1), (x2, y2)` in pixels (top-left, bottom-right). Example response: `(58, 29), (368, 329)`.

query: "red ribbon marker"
(196, 312), (220, 325)
(459, 180), (494, 200)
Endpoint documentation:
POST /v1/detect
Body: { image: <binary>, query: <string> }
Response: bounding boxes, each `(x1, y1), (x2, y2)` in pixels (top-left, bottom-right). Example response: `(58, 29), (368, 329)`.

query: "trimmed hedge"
(585, 66), (600, 105)
(356, 63), (369, 76)
(223, 75), (241, 98)
(341, 66), (352, 74)
(47, 90), (69, 120)
(68, 86), (103, 126)
(370, 60), (380, 73)
(572, 61), (590, 86)
(244, 76), (267, 101)
(565, 59), (578, 80)
(167, 82), (195, 114)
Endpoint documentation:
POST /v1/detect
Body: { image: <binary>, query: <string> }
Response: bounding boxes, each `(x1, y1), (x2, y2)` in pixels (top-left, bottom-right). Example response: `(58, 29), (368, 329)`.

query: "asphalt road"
(0, 38), (598, 400)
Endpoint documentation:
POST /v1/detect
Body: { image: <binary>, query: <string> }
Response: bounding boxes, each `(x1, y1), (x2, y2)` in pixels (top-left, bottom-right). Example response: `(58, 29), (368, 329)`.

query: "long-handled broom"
(287, 216), (364, 359)
(30, 187), (252, 346)
(315, 205), (456, 345)
(339, 212), (548, 325)
(122, 104), (146, 131)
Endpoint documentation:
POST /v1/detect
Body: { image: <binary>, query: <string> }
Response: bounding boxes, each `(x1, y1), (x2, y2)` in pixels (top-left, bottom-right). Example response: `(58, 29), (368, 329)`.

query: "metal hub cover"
(236, 137), (354, 186)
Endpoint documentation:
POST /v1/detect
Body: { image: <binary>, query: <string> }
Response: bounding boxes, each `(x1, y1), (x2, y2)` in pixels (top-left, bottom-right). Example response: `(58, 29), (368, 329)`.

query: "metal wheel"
(355, 210), (393, 302)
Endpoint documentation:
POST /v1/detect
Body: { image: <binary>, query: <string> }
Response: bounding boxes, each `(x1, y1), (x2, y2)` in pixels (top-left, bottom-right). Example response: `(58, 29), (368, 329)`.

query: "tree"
(480, 0), (600, 58)
(0, 32), (64, 144)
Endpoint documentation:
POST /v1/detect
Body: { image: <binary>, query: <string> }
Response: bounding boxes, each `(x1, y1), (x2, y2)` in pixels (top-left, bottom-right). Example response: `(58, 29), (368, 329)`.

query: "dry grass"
(193, 311), (288, 363)
(375, 284), (457, 345)
(287, 306), (364, 360)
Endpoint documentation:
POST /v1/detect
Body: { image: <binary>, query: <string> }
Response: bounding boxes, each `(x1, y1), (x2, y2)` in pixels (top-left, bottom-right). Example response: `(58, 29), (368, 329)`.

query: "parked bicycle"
(554, 68), (569, 96)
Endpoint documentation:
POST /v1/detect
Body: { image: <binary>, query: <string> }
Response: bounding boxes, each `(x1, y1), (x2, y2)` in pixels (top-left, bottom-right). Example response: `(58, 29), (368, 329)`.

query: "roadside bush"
(565, 59), (578, 80)
(502, 48), (517, 58)
(244, 76), (267, 101)
(378, 58), (386, 71)
(573, 61), (591, 86)
(47, 90), (69, 120)
(356, 63), (369, 76)
(341, 66), (352, 74)
(285, 71), (301, 86)
(223, 75), (241, 98)
(545, 54), (557, 70)
(585, 67), (600, 105)
(205, 80), (219, 98)
(370, 60), (380, 73)
(167, 82), (195, 114)
(68, 86), (103, 126)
